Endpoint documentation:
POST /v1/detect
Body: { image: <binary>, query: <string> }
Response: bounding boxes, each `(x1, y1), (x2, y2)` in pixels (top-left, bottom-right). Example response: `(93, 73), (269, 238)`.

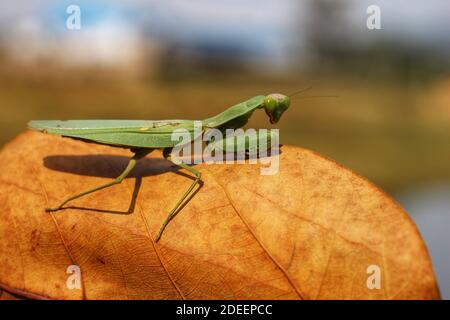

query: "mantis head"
(263, 93), (290, 124)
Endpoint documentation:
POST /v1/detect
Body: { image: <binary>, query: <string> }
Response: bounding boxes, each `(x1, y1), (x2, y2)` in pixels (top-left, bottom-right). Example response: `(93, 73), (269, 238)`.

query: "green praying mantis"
(28, 93), (291, 242)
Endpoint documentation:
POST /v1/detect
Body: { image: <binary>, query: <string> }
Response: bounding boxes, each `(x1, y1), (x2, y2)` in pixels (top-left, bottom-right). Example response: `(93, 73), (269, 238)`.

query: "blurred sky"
(0, 0), (297, 69)
(1, 0), (450, 70)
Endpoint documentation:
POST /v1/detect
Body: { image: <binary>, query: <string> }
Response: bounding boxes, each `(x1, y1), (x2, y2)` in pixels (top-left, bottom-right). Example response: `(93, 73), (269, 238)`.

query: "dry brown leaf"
(0, 131), (439, 299)
(0, 289), (18, 300)
(0, 287), (23, 300)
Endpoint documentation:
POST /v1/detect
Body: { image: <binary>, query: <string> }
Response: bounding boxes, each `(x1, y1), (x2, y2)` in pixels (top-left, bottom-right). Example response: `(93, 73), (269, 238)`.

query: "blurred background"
(0, 0), (449, 298)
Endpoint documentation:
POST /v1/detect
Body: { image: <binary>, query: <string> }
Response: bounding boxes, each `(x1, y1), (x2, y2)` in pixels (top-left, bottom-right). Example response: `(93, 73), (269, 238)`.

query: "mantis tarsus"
(28, 93), (290, 242)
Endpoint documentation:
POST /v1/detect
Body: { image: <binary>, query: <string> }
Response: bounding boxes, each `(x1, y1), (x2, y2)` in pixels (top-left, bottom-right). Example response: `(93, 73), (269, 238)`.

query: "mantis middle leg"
(155, 148), (202, 242)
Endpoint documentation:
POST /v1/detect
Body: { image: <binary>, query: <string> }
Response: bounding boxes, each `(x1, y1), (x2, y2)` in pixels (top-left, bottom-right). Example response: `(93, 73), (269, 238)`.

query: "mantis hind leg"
(46, 148), (152, 212)
(155, 148), (202, 242)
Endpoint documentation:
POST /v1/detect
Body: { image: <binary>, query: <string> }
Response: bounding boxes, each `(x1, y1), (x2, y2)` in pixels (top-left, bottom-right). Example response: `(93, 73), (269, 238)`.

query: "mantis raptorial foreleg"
(155, 149), (202, 242)
(46, 148), (152, 212)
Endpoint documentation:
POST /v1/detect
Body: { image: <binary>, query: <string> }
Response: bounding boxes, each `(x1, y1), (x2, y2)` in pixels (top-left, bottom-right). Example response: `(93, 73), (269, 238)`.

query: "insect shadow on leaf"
(43, 154), (202, 215)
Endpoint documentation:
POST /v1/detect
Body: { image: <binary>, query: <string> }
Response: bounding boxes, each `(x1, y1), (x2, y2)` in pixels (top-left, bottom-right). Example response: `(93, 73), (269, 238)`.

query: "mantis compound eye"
(264, 93), (290, 124)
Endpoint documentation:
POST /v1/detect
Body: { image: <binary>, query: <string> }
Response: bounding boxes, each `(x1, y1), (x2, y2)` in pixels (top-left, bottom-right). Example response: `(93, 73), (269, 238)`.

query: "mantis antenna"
(288, 86), (313, 97)
(288, 87), (338, 100)
(293, 95), (338, 99)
